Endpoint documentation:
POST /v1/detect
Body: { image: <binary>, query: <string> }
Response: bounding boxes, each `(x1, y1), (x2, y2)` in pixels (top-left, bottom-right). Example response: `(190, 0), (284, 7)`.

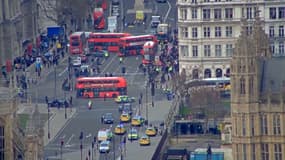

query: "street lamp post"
(60, 140), (64, 160)
(80, 131), (83, 160)
(48, 104), (50, 139)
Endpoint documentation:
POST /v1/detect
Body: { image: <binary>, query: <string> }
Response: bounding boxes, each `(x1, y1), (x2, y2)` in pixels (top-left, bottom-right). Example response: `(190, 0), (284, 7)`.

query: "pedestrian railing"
(151, 128), (168, 160)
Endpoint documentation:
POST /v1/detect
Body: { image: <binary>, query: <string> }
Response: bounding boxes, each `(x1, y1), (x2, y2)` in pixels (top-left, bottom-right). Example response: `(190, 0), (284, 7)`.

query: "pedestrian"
(101, 116), (103, 124)
(45, 96), (49, 104)
(119, 57), (123, 64)
(69, 96), (73, 106)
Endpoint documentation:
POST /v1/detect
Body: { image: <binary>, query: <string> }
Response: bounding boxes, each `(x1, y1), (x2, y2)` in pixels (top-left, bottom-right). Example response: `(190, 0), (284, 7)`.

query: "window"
(192, 45), (198, 57)
(269, 26), (275, 37)
(279, 26), (284, 37)
(204, 45), (211, 57)
(214, 9), (222, 20)
(260, 115), (268, 135)
(243, 144), (247, 160)
(252, 144), (256, 160)
(215, 45), (222, 57)
(215, 26), (221, 37)
(246, 26), (253, 35)
(215, 0), (221, 2)
(192, 0), (197, 3)
(180, 8), (187, 20)
(274, 144), (282, 160)
(192, 8), (197, 19)
(240, 76), (245, 94)
(225, 8), (233, 19)
(180, 27), (188, 38)
(0, 126), (4, 160)
(247, 7), (252, 19)
(278, 7), (285, 19)
(203, 27), (210, 37)
(204, 0), (209, 2)
(242, 115), (246, 136)
(180, 45), (189, 57)
(226, 26), (233, 37)
(249, 77), (254, 94)
(270, 8), (276, 19)
(203, 9), (211, 20)
(226, 44), (233, 56)
(261, 143), (269, 160)
(279, 42), (284, 55)
(192, 27), (198, 38)
(273, 114), (281, 135)
(270, 43), (275, 54)
(250, 115), (255, 136)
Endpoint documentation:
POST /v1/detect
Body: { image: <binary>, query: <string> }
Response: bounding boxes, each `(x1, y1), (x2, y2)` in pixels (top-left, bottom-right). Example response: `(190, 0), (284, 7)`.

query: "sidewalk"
(17, 103), (77, 146)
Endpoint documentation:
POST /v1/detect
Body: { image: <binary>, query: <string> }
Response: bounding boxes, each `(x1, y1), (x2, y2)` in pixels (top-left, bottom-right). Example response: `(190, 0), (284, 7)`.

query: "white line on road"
(101, 55), (117, 74)
(60, 134), (66, 139)
(86, 133), (92, 138)
(65, 134), (74, 147)
(58, 67), (68, 77)
(163, 0), (172, 23)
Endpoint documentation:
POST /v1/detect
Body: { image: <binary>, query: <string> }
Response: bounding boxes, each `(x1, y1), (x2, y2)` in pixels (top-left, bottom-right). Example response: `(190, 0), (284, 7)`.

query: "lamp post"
(48, 104), (50, 139)
(80, 131), (83, 160)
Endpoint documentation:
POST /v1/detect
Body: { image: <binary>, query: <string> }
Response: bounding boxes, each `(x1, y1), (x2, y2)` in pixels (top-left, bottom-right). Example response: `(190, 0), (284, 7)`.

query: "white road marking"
(65, 134), (74, 147)
(164, 1), (172, 23)
(101, 55), (117, 73)
(86, 133), (92, 138)
(58, 67), (68, 77)
(60, 134), (66, 139)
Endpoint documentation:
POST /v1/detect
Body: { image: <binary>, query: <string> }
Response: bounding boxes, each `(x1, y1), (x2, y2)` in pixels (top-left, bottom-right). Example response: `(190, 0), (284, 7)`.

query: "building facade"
(231, 17), (285, 160)
(0, 0), (39, 67)
(177, 0), (285, 79)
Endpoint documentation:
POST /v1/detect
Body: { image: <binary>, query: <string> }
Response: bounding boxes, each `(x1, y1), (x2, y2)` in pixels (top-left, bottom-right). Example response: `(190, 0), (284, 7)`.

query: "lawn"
(18, 113), (49, 130)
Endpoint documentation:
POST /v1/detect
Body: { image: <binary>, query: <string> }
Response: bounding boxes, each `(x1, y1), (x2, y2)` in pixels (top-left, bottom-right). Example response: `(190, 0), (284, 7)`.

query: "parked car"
(131, 115), (145, 126)
(99, 140), (111, 153)
(128, 128), (139, 140)
(139, 135), (150, 146)
(47, 99), (68, 108)
(118, 103), (133, 115)
(112, 0), (120, 5)
(101, 113), (114, 124)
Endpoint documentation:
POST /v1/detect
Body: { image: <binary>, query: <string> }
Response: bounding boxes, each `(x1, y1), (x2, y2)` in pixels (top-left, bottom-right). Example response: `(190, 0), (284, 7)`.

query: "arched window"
(240, 76), (246, 94)
(249, 76), (254, 94)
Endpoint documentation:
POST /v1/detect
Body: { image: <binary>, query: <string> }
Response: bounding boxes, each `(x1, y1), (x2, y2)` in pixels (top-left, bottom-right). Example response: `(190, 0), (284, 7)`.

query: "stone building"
(177, 0), (285, 79)
(231, 17), (285, 160)
(0, 87), (25, 160)
(0, 0), (39, 66)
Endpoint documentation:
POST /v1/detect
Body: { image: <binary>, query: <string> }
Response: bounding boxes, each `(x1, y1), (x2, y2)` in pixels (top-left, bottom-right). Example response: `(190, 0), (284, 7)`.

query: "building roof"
(261, 57), (285, 93)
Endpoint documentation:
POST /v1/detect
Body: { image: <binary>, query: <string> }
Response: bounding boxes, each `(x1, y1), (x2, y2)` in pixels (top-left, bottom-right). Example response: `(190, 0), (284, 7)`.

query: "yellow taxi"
(120, 113), (131, 123)
(145, 127), (157, 136)
(114, 124), (126, 135)
(131, 115), (144, 126)
(139, 135), (150, 146)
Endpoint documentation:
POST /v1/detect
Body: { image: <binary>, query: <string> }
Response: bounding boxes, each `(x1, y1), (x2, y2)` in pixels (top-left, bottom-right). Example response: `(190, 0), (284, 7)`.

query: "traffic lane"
(165, 0), (177, 28)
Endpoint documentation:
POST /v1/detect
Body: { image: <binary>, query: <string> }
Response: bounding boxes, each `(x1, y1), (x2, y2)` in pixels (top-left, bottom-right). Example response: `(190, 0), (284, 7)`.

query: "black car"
(118, 103), (133, 115)
(102, 113), (114, 124)
(86, 50), (109, 58)
(112, 0), (120, 5)
(47, 99), (68, 108)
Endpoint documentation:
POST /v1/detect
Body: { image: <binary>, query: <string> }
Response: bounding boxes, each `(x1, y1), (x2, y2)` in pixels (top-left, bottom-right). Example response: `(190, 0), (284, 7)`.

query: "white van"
(97, 129), (112, 142)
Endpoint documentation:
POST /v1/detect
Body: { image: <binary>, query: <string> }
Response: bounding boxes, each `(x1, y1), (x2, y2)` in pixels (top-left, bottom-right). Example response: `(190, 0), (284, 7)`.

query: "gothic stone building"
(231, 17), (285, 160)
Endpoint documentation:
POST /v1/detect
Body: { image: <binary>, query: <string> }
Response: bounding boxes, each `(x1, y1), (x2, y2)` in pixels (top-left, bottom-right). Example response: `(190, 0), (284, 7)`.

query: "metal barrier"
(151, 128), (168, 160)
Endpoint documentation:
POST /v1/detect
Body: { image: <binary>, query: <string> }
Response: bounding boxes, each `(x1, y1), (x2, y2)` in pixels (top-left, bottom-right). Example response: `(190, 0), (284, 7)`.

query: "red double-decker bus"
(93, 8), (105, 29)
(142, 41), (160, 65)
(118, 35), (158, 56)
(75, 77), (127, 98)
(69, 32), (87, 55)
(88, 33), (131, 52)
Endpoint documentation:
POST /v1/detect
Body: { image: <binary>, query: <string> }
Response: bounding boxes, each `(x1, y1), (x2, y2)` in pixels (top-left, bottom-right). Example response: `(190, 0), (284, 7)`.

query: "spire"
(25, 104), (41, 135)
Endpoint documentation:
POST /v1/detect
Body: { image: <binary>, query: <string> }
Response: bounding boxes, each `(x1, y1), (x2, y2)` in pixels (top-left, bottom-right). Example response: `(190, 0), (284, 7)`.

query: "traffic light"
(79, 131), (83, 140)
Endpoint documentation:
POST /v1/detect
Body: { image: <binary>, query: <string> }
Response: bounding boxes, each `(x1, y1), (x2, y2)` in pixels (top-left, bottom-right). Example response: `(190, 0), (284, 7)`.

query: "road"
(39, 1), (176, 160)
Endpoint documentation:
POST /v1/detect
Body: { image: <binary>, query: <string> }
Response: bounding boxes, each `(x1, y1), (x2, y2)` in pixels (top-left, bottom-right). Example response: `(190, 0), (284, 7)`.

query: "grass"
(18, 114), (30, 130)
(18, 113), (49, 130)
(179, 106), (192, 117)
